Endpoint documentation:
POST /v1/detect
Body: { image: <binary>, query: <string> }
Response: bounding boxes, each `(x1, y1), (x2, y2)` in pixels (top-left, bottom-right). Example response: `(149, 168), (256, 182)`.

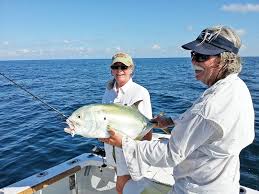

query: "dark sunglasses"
(191, 51), (220, 62)
(110, 65), (129, 70)
(191, 51), (211, 62)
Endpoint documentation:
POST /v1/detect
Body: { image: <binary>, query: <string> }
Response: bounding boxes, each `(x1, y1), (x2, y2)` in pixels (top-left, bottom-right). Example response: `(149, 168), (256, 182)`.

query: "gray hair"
(209, 26), (242, 75)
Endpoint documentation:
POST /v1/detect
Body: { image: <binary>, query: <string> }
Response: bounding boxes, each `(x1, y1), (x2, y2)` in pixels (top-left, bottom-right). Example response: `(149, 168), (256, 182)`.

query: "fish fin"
(159, 112), (165, 116)
(130, 100), (143, 109)
(106, 124), (116, 137)
(106, 124), (118, 135)
(71, 130), (76, 137)
(134, 136), (143, 141)
(107, 124), (117, 132)
(160, 128), (170, 134)
(107, 124), (111, 130)
(64, 128), (76, 137)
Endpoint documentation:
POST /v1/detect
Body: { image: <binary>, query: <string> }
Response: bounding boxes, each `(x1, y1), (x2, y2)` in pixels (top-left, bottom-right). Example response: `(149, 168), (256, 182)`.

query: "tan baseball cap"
(111, 52), (134, 67)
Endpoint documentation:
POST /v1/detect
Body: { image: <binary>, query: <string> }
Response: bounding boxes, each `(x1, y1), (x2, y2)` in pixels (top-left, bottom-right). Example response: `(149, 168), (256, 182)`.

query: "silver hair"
(208, 26), (242, 75)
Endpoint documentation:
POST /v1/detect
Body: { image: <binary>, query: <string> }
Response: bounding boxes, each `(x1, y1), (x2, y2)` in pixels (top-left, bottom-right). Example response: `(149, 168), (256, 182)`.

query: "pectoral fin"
(160, 128), (170, 134)
(130, 100), (143, 109)
(107, 124), (111, 131)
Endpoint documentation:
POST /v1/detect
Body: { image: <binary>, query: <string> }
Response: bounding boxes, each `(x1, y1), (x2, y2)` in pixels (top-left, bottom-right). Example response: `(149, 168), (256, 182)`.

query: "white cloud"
(152, 44), (161, 50)
(186, 25), (193, 31)
(16, 49), (31, 54)
(235, 28), (246, 36)
(221, 4), (259, 13)
(115, 46), (121, 51)
(63, 46), (93, 54)
(3, 41), (9, 46)
(241, 44), (247, 50)
(63, 40), (71, 44)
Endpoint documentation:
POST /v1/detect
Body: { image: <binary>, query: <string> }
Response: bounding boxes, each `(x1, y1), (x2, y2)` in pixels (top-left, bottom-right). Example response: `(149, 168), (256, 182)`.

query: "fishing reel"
(91, 145), (106, 157)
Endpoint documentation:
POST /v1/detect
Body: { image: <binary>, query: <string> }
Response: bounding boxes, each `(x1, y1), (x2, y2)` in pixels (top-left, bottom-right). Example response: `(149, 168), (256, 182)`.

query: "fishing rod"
(0, 72), (68, 120)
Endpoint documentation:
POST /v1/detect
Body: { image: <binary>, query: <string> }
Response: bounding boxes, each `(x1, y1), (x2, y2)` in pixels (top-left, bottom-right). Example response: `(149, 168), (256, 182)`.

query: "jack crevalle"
(64, 103), (155, 139)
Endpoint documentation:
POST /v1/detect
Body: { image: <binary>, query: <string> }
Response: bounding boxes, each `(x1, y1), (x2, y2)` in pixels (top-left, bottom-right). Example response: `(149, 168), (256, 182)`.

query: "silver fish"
(64, 103), (154, 139)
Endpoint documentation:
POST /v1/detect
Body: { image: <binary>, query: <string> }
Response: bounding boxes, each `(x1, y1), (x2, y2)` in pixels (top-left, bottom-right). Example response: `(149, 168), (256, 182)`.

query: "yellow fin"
(160, 128), (170, 134)
(159, 112), (165, 116)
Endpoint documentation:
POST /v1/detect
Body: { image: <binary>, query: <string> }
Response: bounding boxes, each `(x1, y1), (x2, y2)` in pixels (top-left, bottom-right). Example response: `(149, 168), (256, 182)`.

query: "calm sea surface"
(0, 58), (258, 190)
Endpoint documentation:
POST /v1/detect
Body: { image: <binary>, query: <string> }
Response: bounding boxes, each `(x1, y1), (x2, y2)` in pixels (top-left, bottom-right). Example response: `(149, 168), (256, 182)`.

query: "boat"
(1, 133), (258, 194)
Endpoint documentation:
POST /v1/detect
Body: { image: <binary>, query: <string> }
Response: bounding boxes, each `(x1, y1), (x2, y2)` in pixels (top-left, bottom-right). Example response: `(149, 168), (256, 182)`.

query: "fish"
(64, 102), (155, 139)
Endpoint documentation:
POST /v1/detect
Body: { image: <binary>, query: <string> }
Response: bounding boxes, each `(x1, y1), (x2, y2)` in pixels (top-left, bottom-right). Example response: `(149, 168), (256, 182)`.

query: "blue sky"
(1, 0), (259, 60)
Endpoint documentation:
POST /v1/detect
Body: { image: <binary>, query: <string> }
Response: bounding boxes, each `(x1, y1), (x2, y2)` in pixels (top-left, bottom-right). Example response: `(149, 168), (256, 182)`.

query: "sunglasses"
(191, 51), (220, 63)
(110, 65), (129, 70)
(191, 51), (212, 62)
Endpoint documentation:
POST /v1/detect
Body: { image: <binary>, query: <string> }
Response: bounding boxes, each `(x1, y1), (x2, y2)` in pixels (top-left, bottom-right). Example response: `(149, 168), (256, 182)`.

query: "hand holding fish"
(99, 128), (123, 148)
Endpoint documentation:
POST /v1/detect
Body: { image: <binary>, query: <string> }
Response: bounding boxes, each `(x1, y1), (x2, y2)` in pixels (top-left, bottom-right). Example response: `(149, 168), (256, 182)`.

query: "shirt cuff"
(122, 136), (150, 181)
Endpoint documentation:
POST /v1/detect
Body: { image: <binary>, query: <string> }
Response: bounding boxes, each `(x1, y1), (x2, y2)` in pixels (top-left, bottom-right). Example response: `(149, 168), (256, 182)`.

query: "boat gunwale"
(0, 153), (104, 194)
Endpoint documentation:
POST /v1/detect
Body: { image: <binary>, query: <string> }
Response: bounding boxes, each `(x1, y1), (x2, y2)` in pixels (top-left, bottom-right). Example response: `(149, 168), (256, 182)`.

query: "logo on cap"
(198, 30), (220, 44)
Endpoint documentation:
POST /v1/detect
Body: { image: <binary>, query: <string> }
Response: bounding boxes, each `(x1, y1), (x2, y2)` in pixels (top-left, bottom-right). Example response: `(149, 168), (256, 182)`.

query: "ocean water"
(0, 57), (258, 190)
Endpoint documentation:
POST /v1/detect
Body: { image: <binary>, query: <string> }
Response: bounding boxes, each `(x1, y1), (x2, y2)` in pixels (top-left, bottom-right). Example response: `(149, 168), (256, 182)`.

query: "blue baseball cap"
(182, 29), (239, 55)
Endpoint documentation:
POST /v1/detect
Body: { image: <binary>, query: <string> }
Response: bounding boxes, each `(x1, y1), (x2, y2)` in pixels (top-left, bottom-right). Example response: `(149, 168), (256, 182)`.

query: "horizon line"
(1, 55), (258, 62)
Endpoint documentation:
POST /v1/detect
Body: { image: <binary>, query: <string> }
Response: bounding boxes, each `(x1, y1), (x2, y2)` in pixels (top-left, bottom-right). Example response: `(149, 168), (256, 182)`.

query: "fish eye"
(77, 115), (81, 118)
(104, 117), (106, 120)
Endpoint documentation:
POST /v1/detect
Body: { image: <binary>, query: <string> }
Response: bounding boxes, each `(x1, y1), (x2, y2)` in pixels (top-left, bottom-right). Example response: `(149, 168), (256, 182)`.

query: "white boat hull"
(1, 134), (258, 194)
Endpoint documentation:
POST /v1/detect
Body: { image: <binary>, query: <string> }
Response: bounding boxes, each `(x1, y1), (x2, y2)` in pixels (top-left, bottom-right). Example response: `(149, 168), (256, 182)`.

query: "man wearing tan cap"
(102, 52), (153, 194)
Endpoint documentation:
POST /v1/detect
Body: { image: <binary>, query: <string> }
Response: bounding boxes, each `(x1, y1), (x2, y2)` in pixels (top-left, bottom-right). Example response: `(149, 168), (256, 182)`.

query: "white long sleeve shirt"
(122, 74), (255, 193)
(102, 78), (152, 176)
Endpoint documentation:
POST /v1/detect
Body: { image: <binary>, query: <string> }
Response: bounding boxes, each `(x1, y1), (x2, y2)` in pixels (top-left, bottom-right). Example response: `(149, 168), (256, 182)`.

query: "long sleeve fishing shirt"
(122, 74), (255, 194)
(102, 78), (152, 176)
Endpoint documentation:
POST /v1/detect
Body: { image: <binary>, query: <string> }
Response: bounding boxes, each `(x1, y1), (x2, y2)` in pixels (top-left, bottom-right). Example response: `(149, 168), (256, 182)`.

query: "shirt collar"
(113, 78), (133, 94)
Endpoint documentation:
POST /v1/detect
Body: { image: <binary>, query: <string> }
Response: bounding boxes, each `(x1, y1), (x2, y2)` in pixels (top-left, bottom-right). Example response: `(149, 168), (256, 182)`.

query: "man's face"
(191, 52), (221, 86)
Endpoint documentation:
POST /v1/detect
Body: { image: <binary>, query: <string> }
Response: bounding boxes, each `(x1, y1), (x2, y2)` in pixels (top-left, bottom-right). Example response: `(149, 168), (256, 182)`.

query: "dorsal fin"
(130, 100), (143, 109)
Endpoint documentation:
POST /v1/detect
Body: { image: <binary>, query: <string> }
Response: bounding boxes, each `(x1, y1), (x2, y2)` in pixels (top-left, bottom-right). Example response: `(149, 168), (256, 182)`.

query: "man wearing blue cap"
(100, 26), (255, 194)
